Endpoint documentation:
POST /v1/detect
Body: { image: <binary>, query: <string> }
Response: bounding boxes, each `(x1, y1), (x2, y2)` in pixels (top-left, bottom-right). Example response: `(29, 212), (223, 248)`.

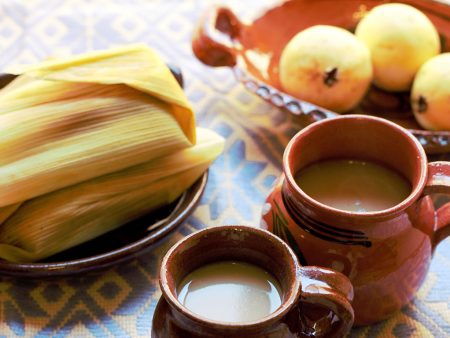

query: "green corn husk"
(0, 128), (224, 263)
(0, 44), (196, 207)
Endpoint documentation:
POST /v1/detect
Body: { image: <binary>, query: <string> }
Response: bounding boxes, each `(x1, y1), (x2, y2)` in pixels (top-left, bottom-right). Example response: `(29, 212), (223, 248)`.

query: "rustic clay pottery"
(262, 115), (450, 325)
(153, 225), (354, 337)
(192, 0), (450, 154)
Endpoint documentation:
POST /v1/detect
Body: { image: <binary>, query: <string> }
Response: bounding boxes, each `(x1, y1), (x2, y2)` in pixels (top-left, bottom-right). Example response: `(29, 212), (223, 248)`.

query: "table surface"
(0, 0), (449, 337)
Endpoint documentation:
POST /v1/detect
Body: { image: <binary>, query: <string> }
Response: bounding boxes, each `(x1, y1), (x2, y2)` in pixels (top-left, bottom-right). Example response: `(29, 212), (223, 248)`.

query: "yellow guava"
(411, 53), (450, 131)
(279, 25), (373, 113)
(355, 3), (440, 92)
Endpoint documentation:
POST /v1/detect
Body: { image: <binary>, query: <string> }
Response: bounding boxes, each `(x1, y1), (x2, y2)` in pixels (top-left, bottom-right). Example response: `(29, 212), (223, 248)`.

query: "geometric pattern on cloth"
(0, 0), (449, 337)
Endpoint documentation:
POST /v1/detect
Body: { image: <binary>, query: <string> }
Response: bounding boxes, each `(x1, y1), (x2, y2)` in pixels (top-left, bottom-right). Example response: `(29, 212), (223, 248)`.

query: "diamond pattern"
(0, 0), (449, 337)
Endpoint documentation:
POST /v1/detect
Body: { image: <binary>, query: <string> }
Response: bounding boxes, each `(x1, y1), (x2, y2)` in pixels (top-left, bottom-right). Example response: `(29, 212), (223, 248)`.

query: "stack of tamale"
(0, 44), (224, 263)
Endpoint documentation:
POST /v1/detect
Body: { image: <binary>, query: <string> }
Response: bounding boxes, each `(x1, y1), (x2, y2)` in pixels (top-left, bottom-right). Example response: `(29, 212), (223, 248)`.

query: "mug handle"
(192, 6), (242, 67)
(422, 162), (450, 246)
(295, 266), (354, 337)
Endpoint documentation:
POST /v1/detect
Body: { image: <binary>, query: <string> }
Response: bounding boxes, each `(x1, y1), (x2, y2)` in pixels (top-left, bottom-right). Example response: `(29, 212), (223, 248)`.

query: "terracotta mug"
(262, 114), (450, 326)
(152, 225), (354, 337)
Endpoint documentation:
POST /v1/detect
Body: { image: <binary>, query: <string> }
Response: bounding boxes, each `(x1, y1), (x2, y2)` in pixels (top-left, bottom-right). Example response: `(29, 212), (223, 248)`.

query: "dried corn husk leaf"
(0, 45), (196, 207)
(0, 203), (21, 224)
(6, 44), (195, 141)
(0, 128), (224, 263)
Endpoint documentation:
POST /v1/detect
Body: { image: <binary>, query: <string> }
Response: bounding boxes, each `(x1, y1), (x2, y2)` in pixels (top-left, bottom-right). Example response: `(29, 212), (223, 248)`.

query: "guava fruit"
(355, 3), (440, 92)
(279, 25), (373, 113)
(411, 53), (450, 131)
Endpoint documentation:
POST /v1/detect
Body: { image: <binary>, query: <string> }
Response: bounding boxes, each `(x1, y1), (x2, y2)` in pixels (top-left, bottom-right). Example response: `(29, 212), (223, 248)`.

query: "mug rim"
(159, 225), (302, 330)
(283, 114), (428, 219)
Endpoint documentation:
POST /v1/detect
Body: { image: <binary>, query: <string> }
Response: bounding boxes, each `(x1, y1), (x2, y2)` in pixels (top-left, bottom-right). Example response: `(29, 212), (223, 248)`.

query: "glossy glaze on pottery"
(192, 0), (450, 154)
(262, 115), (450, 325)
(153, 225), (354, 337)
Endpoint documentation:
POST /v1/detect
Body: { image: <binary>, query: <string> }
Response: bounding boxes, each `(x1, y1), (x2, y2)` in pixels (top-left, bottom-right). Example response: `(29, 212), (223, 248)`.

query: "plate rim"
(233, 66), (450, 154)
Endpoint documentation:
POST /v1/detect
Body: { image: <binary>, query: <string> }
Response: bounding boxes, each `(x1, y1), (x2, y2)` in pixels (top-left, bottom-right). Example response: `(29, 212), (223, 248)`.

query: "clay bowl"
(192, 0), (450, 154)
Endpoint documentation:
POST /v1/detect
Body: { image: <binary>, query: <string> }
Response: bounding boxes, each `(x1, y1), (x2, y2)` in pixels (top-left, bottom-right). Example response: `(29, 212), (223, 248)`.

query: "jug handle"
(423, 161), (450, 246)
(192, 6), (242, 67)
(295, 266), (354, 337)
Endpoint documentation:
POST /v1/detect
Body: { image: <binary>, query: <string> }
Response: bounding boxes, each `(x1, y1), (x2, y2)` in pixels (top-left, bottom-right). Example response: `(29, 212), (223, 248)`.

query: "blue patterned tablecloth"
(0, 1), (449, 337)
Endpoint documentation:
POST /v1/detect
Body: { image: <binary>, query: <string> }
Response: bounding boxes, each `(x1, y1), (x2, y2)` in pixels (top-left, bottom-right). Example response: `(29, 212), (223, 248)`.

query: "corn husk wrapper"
(0, 128), (224, 263)
(0, 203), (21, 224)
(0, 44), (196, 207)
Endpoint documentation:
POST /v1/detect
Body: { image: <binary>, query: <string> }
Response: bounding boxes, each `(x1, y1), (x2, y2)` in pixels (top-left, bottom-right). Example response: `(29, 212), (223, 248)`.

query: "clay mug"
(152, 225), (354, 337)
(262, 114), (450, 326)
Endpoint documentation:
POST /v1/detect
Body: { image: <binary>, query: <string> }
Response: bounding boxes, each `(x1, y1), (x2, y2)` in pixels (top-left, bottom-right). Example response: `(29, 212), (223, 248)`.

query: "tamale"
(7, 44), (195, 137)
(0, 44), (196, 207)
(0, 128), (224, 263)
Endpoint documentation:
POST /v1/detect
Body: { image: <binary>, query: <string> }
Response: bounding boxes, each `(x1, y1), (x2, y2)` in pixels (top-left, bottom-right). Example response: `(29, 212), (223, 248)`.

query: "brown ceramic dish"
(0, 66), (206, 278)
(153, 225), (354, 338)
(192, 0), (450, 154)
(262, 115), (450, 325)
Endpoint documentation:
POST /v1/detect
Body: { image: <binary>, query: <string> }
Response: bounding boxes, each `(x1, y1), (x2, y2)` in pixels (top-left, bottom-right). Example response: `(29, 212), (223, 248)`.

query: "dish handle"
(288, 266), (355, 337)
(192, 6), (242, 67)
(423, 162), (450, 247)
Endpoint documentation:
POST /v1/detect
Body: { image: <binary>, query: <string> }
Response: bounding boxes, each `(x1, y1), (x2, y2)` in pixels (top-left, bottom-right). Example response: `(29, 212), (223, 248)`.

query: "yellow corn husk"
(6, 44), (194, 129)
(0, 128), (224, 263)
(0, 44), (196, 207)
(0, 203), (21, 224)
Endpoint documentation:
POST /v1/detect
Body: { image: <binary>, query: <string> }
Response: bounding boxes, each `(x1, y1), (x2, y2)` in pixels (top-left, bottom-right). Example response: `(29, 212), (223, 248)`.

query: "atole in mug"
(262, 115), (450, 325)
(153, 225), (355, 337)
